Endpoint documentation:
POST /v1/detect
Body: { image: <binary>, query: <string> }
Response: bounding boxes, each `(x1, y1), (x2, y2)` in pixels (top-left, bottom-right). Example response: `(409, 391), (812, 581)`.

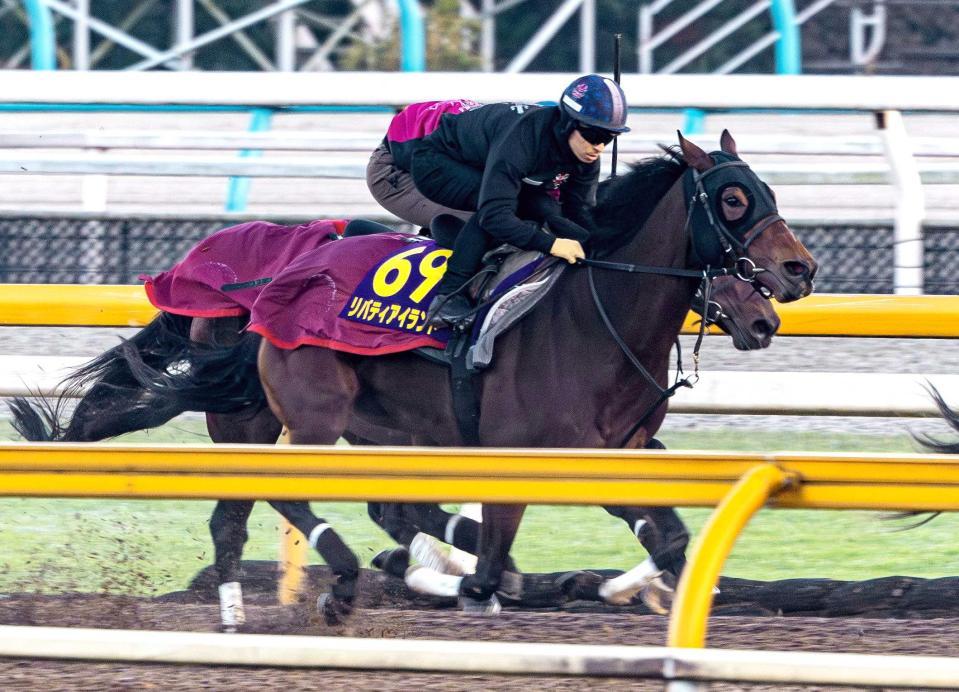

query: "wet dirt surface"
(2, 565), (959, 691)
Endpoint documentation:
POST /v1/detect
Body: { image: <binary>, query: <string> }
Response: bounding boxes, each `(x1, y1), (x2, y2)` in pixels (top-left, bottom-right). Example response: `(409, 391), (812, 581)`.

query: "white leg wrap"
(447, 550), (478, 576)
(410, 533), (467, 576)
(447, 505), (481, 575)
(218, 581), (245, 629)
(599, 557), (662, 605)
(308, 522), (331, 549)
(404, 564), (464, 597)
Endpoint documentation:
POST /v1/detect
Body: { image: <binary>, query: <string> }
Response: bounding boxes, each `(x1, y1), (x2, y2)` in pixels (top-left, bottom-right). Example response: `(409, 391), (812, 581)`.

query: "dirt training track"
(1, 564), (959, 691)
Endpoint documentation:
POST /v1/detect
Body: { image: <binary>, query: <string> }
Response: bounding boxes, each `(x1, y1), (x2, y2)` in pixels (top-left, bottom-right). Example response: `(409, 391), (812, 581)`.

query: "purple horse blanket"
(142, 218), (347, 317)
(248, 233), (451, 354)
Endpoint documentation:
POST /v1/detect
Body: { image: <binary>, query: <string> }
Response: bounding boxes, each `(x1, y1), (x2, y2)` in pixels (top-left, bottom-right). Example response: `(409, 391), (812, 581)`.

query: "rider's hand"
(550, 238), (585, 264)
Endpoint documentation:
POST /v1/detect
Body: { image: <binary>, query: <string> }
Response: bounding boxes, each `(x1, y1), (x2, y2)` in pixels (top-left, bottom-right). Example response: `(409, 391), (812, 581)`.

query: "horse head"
(694, 275), (780, 350)
(678, 130), (818, 303)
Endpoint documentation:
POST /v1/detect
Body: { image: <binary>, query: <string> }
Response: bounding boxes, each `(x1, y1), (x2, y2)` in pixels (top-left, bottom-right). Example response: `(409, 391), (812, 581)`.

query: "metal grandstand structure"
(2, 0), (860, 75)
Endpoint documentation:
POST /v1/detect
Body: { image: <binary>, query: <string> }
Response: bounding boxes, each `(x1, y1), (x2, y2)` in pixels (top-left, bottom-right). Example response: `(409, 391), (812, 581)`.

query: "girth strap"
(445, 330), (481, 446)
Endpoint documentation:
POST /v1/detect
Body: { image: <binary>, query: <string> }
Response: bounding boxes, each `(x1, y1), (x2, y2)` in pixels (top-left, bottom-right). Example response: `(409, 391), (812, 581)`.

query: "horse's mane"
(590, 145), (688, 255)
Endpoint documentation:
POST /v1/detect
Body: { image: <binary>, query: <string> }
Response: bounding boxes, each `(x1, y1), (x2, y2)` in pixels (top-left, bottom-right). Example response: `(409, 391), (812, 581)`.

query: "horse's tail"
(9, 311), (196, 442)
(884, 382), (959, 530)
(123, 329), (266, 414)
(916, 383), (959, 454)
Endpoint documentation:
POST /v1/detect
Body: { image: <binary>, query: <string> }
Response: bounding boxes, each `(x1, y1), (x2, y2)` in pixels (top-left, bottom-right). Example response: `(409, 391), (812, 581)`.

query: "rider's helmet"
(559, 74), (630, 134)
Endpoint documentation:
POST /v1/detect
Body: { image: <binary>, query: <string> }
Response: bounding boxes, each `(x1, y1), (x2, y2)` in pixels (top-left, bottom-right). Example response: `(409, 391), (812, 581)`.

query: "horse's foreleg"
(598, 505), (688, 612)
(373, 503), (479, 577)
(268, 501), (359, 625)
(457, 503), (525, 614)
(209, 500), (255, 632)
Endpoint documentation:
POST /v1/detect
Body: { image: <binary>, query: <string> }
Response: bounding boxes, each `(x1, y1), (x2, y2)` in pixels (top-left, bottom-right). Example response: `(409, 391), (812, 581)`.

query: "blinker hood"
(682, 151), (779, 269)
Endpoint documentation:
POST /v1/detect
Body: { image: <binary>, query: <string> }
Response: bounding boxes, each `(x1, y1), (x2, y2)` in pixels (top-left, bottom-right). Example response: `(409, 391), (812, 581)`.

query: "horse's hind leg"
(257, 344), (356, 446)
(205, 407), (283, 631)
(257, 343), (361, 622)
(268, 501), (359, 624)
(209, 500), (255, 631)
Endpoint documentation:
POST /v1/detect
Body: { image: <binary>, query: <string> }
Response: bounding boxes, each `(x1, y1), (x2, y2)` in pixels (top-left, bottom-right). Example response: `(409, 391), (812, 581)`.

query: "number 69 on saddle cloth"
(247, 233), (564, 366)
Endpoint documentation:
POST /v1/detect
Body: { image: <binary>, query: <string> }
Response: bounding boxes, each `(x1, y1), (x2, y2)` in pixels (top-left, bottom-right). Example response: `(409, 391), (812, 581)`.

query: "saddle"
(414, 214), (565, 371)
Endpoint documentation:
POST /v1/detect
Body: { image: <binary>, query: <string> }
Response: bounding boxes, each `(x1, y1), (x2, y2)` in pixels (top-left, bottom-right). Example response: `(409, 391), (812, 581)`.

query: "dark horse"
(174, 131), (817, 613)
(10, 273), (778, 619)
(15, 131), (815, 620)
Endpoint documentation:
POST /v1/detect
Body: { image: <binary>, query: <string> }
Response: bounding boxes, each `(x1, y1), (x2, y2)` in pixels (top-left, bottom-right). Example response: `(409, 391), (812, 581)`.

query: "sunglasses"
(577, 126), (618, 146)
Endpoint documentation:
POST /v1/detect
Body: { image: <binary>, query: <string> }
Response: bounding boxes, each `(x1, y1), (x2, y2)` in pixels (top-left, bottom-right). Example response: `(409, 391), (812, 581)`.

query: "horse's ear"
(720, 129), (738, 156)
(677, 130), (713, 172)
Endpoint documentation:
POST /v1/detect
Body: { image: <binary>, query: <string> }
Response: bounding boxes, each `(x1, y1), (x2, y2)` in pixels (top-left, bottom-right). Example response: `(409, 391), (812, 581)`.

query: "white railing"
(4, 356), (956, 418)
(1, 626), (958, 689)
(4, 71), (959, 293)
(3, 71), (959, 110)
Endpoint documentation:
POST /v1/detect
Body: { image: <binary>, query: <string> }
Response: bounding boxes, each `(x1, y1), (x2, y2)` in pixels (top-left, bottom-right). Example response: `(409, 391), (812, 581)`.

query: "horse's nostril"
(784, 261), (809, 278)
(752, 320), (773, 342)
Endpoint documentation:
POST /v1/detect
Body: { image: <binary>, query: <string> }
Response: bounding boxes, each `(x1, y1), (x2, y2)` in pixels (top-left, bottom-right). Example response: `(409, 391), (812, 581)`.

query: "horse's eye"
(724, 196), (741, 207)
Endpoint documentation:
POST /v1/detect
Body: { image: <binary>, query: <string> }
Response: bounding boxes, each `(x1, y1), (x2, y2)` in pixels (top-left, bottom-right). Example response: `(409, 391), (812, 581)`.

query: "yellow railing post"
(276, 429), (308, 605)
(667, 463), (795, 648)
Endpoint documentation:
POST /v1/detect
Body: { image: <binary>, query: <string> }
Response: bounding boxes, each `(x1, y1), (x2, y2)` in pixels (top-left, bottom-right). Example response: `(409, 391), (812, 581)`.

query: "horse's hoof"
(458, 592), (501, 616)
(556, 570), (603, 601)
(639, 575), (674, 615)
(317, 592), (353, 625)
(371, 546), (410, 578)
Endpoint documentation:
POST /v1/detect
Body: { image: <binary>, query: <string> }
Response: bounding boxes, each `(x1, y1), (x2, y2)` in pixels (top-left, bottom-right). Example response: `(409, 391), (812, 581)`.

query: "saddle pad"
(141, 218), (347, 317)
(248, 233), (453, 354)
(248, 234), (561, 358)
(468, 260), (565, 370)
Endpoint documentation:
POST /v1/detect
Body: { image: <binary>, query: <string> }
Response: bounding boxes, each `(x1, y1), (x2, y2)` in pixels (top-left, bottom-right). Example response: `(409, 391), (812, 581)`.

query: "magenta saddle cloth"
(248, 233), (451, 355)
(141, 218), (348, 317)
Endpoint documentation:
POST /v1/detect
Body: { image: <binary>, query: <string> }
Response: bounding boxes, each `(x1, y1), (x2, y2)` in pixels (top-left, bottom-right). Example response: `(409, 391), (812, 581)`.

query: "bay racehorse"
(129, 130), (815, 615)
(9, 267), (778, 622)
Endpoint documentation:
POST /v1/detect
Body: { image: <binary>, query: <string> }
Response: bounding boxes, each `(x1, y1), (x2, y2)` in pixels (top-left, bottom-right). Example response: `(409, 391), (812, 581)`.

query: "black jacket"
(421, 103), (600, 254)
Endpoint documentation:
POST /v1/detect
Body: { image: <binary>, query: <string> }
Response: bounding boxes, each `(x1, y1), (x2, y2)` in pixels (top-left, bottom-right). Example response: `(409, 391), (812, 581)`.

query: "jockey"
(366, 99), (481, 229)
(412, 74), (630, 327)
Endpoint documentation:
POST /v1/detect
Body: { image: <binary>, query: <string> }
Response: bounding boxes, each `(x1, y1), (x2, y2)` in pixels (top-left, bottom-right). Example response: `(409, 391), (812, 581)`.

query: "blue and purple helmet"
(559, 74), (630, 133)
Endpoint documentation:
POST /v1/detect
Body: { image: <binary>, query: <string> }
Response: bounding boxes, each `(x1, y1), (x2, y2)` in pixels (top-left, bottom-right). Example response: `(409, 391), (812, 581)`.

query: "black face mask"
(577, 126), (617, 146)
(683, 151), (781, 268)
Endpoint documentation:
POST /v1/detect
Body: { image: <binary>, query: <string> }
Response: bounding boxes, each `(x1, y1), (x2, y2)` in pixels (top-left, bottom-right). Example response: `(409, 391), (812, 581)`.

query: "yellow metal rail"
(2, 444), (959, 511)
(668, 464), (795, 648)
(0, 284), (157, 326)
(4, 285), (959, 337)
(3, 442), (959, 653)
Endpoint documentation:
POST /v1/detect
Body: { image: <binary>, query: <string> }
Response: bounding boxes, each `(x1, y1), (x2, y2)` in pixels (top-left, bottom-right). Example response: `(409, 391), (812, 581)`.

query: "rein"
(586, 263), (710, 448)
(582, 159), (782, 448)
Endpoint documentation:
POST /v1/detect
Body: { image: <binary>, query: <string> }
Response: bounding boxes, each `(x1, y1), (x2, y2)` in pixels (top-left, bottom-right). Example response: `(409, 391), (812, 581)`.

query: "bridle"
(579, 157), (783, 447)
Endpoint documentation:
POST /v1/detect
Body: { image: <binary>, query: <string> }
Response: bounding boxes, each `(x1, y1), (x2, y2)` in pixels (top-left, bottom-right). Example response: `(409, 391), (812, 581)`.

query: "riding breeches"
(367, 143), (473, 229)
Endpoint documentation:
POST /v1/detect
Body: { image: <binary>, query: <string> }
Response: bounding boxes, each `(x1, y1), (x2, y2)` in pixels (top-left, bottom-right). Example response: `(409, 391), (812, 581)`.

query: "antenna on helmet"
(611, 33), (622, 179)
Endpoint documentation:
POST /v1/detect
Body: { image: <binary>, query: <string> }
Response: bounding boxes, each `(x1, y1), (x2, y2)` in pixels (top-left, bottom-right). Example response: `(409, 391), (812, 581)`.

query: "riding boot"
(425, 214), (490, 328)
(426, 293), (474, 328)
